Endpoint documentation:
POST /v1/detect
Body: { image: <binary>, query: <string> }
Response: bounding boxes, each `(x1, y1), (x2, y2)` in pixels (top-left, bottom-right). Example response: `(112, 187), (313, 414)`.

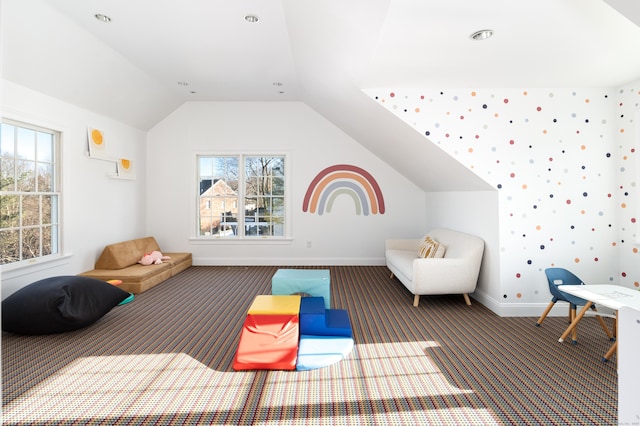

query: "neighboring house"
(199, 179), (238, 236)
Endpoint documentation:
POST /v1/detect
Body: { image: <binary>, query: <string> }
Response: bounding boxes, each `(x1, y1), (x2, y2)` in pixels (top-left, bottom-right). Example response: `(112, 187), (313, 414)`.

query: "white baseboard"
(472, 289), (583, 318)
(192, 257), (387, 266)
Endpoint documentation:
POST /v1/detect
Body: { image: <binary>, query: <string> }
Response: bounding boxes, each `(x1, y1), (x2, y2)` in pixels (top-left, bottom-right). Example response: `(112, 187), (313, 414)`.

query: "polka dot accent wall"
(367, 86), (640, 301)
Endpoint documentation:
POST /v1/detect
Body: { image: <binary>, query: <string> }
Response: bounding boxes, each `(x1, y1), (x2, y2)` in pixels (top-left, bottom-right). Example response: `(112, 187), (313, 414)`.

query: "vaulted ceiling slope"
(2, 0), (640, 191)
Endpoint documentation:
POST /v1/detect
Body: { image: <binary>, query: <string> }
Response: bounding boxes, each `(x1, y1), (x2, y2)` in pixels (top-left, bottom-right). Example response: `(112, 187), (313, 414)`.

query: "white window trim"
(0, 114), (65, 268)
(191, 151), (291, 242)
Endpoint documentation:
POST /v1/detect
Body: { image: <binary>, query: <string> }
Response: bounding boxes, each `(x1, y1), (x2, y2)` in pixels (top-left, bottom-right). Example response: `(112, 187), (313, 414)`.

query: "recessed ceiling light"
(94, 14), (111, 23)
(470, 29), (493, 41)
(245, 15), (259, 23)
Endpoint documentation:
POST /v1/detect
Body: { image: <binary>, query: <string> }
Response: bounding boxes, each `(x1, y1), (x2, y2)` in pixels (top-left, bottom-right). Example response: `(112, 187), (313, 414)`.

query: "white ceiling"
(2, 0), (640, 191)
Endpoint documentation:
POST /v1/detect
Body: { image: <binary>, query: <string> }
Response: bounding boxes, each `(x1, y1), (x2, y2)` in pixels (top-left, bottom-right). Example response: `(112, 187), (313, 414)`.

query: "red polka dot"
(566, 199), (571, 204)
(509, 140), (515, 145)
(537, 106), (542, 111)
(504, 98), (509, 103)
(516, 273), (521, 278)
(389, 92), (395, 97)
(622, 272), (627, 277)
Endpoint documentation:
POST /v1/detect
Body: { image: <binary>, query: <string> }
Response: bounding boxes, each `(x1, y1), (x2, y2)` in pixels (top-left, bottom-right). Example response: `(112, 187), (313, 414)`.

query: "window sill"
(189, 238), (292, 245)
(0, 253), (72, 280)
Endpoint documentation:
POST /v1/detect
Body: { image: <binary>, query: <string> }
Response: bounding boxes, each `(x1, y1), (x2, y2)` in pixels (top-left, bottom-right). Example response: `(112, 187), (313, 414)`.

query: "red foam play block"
(233, 314), (300, 370)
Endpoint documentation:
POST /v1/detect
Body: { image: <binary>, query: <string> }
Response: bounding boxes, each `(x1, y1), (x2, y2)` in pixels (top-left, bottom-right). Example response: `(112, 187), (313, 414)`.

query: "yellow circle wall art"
(117, 158), (135, 178)
(87, 127), (106, 156)
(91, 129), (103, 146)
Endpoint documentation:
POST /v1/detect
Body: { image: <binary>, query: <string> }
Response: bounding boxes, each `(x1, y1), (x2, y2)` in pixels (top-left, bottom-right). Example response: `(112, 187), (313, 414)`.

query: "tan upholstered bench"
(79, 236), (192, 294)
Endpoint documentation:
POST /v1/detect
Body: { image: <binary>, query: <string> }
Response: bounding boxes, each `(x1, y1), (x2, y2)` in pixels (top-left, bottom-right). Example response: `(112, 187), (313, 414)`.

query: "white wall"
(146, 101), (427, 265)
(0, 81), (147, 297)
(425, 190), (500, 310)
(372, 87), (628, 315)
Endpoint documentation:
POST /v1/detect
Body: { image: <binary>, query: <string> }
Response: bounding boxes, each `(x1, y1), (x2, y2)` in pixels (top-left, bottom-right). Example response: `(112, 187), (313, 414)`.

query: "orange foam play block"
(233, 314), (300, 371)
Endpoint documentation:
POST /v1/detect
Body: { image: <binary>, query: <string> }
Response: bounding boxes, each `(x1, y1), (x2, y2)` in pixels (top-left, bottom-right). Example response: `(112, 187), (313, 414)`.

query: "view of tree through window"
(198, 155), (285, 238)
(0, 120), (60, 265)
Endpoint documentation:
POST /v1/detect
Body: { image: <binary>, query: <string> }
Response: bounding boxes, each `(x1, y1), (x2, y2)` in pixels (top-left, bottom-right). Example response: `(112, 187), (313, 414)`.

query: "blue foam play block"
(300, 296), (325, 314)
(325, 309), (352, 338)
(299, 297), (327, 335)
(299, 297), (352, 337)
(296, 335), (354, 371)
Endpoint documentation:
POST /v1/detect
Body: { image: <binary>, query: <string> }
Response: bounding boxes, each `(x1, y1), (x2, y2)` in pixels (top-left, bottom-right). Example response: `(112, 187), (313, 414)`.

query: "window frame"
(0, 118), (62, 267)
(194, 152), (290, 241)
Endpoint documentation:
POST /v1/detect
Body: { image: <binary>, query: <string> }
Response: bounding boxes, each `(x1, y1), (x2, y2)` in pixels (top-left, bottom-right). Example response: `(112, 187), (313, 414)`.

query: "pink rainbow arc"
(302, 164), (385, 215)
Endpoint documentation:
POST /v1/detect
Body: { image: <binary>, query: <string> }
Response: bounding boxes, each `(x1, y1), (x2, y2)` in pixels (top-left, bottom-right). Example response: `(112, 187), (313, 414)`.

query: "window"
(198, 155), (286, 238)
(0, 119), (60, 265)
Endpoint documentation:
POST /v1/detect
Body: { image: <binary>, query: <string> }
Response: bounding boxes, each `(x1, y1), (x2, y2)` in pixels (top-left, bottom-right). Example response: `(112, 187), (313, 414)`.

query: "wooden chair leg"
(603, 310), (619, 362)
(536, 301), (556, 326)
(463, 294), (471, 305)
(413, 294), (420, 307)
(603, 340), (617, 362)
(559, 301), (592, 343)
(593, 312), (615, 340)
(570, 306), (578, 344)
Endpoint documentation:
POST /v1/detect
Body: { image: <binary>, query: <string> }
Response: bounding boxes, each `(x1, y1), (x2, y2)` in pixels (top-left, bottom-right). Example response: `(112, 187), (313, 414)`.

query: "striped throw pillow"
(417, 235), (446, 258)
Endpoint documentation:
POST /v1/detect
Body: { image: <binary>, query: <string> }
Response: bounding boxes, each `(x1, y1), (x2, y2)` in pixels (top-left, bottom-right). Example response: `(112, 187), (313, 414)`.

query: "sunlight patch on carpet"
(258, 341), (501, 425)
(2, 353), (253, 424)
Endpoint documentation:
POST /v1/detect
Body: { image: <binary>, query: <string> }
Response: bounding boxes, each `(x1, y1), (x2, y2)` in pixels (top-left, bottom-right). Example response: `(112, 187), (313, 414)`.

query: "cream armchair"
(385, 228), (484, 307)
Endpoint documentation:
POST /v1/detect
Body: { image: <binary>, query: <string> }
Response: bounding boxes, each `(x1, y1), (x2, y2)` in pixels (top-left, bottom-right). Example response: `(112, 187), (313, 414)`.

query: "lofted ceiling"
(2, 0), (640, 191)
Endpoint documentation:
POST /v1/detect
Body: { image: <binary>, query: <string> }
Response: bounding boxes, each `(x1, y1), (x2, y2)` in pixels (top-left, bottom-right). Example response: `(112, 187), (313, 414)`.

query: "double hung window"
(0, 119), (60, 265)
(197, 155), (286, 238)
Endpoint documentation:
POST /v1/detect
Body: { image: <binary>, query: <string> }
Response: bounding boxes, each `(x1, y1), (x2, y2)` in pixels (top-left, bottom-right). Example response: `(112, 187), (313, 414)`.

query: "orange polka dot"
(536, 225), (541, 230)
(621, 203), (627, 208)
(633, 247), (638, 253)
(585, 98), (590, 103)
(612, 242), (618, 247)
(516, 293), (522, 298)
(415, 108), (420, 113)
(522, 184), (528, 189)
(635, 282), (639, 288)
(620, 128), (625, 133)
(581, 145), (586, 150)
(543, 129), (548, 134)
(574, 258), (580, 263)
(471, 91), (476, 96)
(468, 148), (473, 153)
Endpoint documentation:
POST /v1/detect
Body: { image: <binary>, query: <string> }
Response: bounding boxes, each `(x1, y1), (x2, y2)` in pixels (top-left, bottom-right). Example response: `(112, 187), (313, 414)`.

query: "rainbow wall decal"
(303, 164), (385, 215)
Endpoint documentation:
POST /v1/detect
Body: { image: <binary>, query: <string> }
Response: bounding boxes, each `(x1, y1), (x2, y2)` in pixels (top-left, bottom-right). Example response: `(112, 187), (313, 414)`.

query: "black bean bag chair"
(2, 275), (130, 335)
